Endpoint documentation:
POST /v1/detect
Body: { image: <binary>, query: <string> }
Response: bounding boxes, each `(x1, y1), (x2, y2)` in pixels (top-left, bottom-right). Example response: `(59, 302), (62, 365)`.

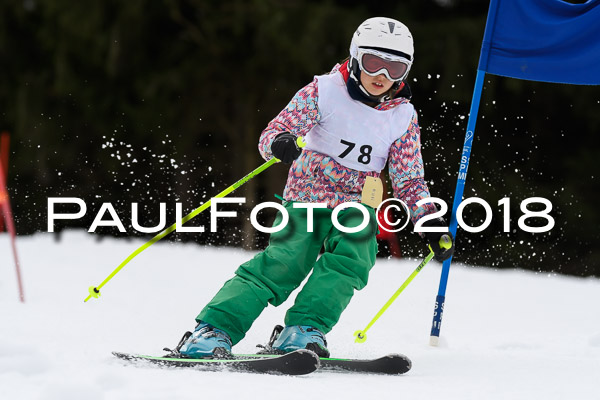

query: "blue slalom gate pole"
(429, 0), (500, 346)
(429, 70), (485, 346)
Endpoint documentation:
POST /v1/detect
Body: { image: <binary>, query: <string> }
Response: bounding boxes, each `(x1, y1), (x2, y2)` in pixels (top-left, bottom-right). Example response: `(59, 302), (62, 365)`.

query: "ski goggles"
(357, 49), (412, 82)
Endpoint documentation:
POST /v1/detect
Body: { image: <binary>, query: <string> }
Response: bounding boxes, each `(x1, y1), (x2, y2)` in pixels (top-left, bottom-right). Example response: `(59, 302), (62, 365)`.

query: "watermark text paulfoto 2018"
(46, 196), (555, 234)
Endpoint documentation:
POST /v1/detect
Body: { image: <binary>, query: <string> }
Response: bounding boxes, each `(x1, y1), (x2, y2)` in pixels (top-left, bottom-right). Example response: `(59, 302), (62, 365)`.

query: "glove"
(271, 132), (302, 164)
(421, 217), (455, 262)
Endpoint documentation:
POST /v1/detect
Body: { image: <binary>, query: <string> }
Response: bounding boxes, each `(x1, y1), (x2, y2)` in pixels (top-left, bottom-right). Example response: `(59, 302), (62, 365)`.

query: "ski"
(320, 353), (411, 375)
(112, 349), (320, 376)
(243, 353), (412, 375)
(255, 326), (411, 374)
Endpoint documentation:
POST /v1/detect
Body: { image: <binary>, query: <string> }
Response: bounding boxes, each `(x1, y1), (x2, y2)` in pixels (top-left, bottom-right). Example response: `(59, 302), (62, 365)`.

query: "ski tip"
(382, 353), (412, 374)
(252, 349), (320, 376)
(295, 349), (322, 368)
(112, 351), (137, 362)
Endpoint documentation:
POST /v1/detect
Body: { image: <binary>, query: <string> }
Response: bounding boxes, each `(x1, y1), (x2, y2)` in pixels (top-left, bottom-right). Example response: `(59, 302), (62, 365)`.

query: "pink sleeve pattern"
(258, 78), (320, 161)
(388, 110), (437, 225)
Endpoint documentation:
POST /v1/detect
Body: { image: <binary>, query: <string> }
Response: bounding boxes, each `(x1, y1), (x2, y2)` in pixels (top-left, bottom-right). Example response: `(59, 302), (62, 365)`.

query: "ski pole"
(83, 140), (304, 303)
(354, 234), (452, 343)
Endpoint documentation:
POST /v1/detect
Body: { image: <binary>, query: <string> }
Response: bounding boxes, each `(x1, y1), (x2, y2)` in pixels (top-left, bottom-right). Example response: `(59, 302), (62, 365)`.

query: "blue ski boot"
(178, 322), (233, 358)
(270, 325), (330, 357)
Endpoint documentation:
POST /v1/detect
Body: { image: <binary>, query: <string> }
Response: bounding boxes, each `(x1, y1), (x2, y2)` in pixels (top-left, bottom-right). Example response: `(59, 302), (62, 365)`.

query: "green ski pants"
(196, 202), (378, 345)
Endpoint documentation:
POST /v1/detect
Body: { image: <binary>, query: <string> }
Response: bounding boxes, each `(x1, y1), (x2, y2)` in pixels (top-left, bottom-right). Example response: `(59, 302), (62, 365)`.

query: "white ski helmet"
(347, 17), (414, 101)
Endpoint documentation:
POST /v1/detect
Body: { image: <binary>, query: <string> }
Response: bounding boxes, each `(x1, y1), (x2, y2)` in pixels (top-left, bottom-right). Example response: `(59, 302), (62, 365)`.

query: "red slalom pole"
(0, 156), (25, 303)
(0, 132), (9, 232)
(375, 174), (402, 258)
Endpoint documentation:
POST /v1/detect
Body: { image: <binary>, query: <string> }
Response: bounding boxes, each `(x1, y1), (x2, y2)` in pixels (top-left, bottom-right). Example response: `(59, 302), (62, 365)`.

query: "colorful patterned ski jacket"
(259, 62), (436, 225)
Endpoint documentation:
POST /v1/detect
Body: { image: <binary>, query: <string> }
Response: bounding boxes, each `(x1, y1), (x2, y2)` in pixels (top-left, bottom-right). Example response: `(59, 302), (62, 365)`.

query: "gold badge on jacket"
(360, 176), (383, 208)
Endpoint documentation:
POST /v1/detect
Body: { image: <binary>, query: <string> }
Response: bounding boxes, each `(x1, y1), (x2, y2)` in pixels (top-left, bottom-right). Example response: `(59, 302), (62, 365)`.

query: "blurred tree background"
(1, 0), (598, 276)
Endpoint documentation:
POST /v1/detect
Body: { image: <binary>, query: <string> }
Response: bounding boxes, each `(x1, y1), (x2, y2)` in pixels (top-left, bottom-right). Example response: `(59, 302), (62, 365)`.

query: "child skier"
(177, 17), (454, 358)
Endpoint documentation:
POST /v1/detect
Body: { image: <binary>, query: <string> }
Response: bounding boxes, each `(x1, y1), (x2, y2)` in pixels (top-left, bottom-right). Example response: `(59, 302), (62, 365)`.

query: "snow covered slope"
(1, 231), (599, 400)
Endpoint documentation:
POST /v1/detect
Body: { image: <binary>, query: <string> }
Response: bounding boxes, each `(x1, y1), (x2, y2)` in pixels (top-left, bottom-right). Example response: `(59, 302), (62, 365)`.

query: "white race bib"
(304, 72), (414, 172)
